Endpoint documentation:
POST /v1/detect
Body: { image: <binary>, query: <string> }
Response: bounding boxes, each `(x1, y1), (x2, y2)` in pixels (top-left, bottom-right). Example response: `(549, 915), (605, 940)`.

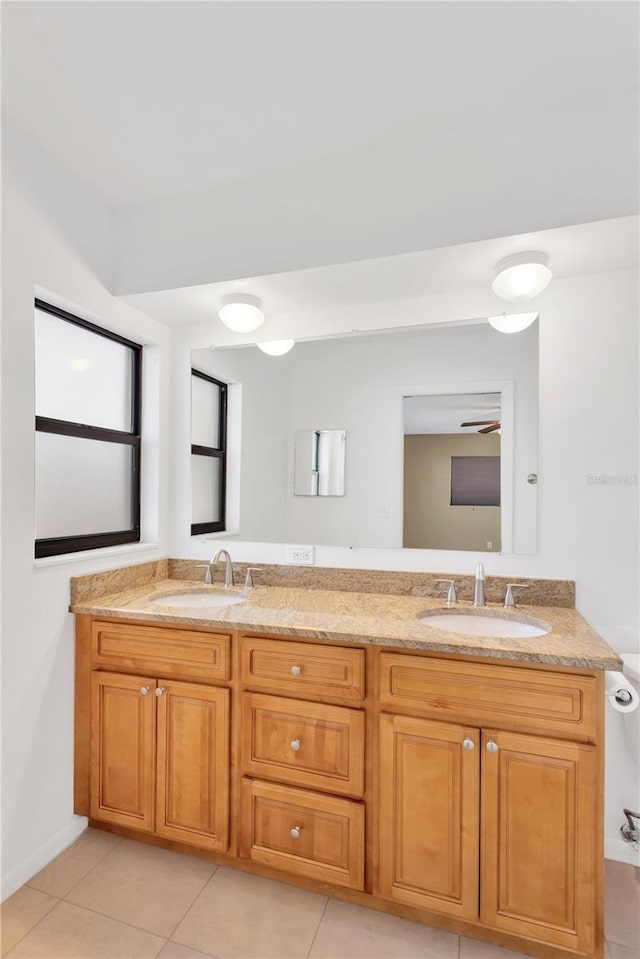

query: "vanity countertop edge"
(70, 578), (622, 671)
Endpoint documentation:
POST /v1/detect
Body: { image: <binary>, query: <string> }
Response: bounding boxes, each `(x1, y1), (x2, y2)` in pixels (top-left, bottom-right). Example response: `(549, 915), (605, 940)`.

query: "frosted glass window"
(34, 300), (141, 557)
(192, 374), (221, 448)
(35, 433), (133, 539)
(192, 456), (223, 525)
(35, 307), (134, 431)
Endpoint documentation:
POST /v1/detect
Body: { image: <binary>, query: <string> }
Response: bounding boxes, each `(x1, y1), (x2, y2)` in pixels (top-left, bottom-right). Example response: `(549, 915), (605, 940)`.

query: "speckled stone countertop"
(71, 579), (621, 670)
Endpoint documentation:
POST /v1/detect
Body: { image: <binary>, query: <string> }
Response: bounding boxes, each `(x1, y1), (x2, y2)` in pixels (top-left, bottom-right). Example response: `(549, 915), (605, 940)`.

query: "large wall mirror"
(191, 321), (538, 553)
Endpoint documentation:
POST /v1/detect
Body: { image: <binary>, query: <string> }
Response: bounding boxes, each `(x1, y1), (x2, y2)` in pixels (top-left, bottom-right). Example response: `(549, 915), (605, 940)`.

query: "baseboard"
(605, 834), (640, 867)
(1, 815), (88, 902)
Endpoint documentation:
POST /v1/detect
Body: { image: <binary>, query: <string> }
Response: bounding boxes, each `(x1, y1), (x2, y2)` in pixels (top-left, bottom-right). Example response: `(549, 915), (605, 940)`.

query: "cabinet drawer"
(92, 621), (230, 683)
(241, 693), (365, 797)
(240, 636), (365, 702)
(240, 779), (365, 890)
(379, 653), (597, 739)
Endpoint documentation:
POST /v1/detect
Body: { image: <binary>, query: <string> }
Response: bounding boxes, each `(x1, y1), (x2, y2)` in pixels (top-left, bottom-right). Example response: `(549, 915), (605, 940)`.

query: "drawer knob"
(486, 740), (499, 753)
(139, 686), (150, 696)
(155, 687), (165, 697)
(290, 665), (302, 677)
(462, 738), (475, 751)
(289, 826), (302, 840)
(290, 739), (301, 752)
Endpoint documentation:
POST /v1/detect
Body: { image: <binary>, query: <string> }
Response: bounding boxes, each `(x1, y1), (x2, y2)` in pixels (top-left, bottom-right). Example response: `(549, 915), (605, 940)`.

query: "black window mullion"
(131, 437), (141, 538)
(36, 416), (138, 446)
(191, 444), (224, 458)
(131, 342), (142, 436)
(35, 298), (142, 351)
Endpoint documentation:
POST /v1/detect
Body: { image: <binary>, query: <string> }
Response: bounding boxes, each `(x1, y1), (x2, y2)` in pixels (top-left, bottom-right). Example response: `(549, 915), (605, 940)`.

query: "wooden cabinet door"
(379, 713), (479, 919)
(481, 729), (598, 954)
(90, 671), (156, 831)
(156, 681), (230, 851)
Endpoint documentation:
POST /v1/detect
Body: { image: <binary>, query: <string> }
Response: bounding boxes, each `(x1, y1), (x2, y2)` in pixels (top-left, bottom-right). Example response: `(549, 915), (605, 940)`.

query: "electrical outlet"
(287, 545), (315, 565)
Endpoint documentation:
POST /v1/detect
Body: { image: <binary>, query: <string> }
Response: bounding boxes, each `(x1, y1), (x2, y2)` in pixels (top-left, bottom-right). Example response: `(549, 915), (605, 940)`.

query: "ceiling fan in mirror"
(460, 419), (501, 434)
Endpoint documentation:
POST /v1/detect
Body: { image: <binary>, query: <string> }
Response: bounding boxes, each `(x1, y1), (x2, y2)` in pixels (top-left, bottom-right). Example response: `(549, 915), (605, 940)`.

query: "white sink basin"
(150, 590), (246, 609)
(418, 611), (550, 638)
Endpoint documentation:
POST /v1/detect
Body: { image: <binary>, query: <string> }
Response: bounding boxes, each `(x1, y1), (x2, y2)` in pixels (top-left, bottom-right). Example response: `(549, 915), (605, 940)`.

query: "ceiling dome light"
(218, 294), (265, 332)
(491, 252), (552, 302)
(488, 312), (539, 334)
(257, 339), (295, 356)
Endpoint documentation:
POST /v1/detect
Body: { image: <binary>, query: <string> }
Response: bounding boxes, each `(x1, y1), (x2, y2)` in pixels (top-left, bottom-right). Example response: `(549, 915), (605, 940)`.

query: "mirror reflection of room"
(191, 319), (538, 553)
(403, 393), (501, 552)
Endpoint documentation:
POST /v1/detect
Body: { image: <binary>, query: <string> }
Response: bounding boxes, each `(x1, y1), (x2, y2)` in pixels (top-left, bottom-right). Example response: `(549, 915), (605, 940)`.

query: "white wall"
(173, 268), (639, 863)
(0, 125), (172, 899)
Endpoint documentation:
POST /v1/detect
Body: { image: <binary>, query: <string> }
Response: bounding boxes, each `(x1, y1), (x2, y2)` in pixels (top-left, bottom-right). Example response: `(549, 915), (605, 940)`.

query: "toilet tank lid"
(621, 653), (640, 685)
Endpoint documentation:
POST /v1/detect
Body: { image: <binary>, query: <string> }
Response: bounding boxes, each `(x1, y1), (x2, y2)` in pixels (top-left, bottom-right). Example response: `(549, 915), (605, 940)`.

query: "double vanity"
(71, 560), (620, 959)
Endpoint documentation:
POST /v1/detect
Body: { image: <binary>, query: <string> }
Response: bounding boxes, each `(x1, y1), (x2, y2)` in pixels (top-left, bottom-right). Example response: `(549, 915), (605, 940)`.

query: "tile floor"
(2, 830), (639, 959)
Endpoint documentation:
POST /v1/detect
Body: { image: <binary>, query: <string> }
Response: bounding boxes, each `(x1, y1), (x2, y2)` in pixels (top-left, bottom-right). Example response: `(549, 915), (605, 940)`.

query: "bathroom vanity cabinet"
(75, 614), (604, 959)
(377, 654), (599, 954)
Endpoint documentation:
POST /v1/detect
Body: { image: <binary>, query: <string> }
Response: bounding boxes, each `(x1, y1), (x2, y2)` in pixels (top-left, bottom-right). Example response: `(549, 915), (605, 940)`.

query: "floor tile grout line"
(1, 893), (60, 958)
(60, 838), (127, 901)
(26, 832), (125, 901)
(163, 862), (221, 943)
(154, 937), (169, 959)
(32, 896), (174, 943)
(305, 895), (330, 959)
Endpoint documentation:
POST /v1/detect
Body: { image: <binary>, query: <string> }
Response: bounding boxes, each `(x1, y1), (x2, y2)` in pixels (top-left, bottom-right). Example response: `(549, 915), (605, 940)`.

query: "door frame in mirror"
(395, 379), (515, 553)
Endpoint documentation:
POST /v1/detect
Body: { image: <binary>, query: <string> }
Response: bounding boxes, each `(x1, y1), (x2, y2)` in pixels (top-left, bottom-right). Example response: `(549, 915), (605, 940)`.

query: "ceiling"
(2, 1), (638, 210)
(2, 3), (638, 301)
(404, 393), (502, 436)
(121, 215), (638, 332)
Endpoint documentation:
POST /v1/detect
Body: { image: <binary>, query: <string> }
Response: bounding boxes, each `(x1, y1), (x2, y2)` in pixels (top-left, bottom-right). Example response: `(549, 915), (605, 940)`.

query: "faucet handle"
(244, 567), (262, 589)
(195, 564), (212, 585)
(435, 579), (458, 606)
(504, 583), (529, 609)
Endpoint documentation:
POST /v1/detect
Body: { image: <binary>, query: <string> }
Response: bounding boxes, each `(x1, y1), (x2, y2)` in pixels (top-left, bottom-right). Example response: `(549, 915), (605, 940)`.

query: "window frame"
(34, 298), (142, 558)
(190, 368), (227, 535)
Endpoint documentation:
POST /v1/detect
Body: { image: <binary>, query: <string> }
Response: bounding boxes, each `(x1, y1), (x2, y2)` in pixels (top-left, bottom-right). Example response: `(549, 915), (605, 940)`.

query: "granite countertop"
(71, 579), (622, 670)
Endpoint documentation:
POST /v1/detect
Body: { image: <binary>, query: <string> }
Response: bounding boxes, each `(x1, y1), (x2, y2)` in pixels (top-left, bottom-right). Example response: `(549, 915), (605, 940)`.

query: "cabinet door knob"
(462, 738), (475, 751)
(290, 739), (301, 752)
(290, 665), (302, 677)
(486, 740), (499, 753)
(289, 826), (302, 840)
(155, 687), (165, 697)
(139, 686), (150, 696)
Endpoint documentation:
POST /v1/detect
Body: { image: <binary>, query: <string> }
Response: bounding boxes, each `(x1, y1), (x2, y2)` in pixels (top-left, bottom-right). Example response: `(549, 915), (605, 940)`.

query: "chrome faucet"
(195, 563), (213, 585)
(504, 583), (529, 609)
(435, 579), (458, 606)
(473, 562), (486, 607)
(243, 567), (262, 589)
(211, 549), (234, 587)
